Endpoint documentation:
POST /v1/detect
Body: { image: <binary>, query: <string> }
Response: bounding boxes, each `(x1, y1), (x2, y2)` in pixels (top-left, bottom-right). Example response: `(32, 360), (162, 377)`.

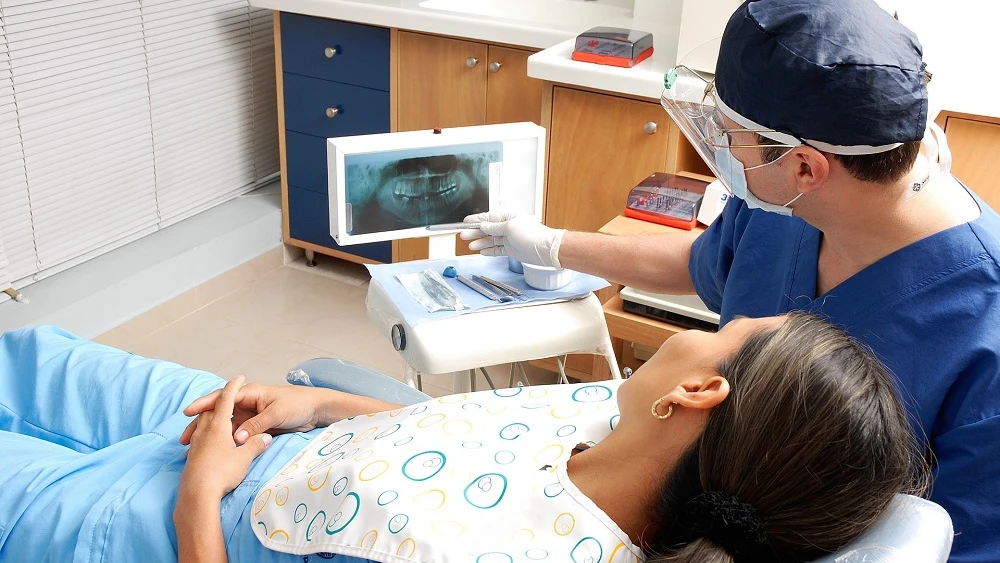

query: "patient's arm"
(180, 383), (403, 447)
(176, 377), (274, 563)
(175, 495), (227, 563)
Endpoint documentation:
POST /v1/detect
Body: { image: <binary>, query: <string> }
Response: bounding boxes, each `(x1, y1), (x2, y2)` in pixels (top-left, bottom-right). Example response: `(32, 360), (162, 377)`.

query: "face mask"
(714, 147), (802, 216)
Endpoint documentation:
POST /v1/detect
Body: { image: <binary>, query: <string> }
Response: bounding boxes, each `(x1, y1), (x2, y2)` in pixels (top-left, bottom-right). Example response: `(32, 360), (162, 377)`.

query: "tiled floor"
(95, 253), (557, 398)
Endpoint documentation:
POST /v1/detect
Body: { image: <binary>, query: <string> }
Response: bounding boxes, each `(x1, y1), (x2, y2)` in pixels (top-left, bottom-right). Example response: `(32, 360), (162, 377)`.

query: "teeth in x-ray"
(380, 170), (473, 225)
(392, 174), (459, 200)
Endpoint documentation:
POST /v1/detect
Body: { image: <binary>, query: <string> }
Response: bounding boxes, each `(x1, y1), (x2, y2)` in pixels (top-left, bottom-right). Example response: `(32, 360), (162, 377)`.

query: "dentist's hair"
(646, 312), (928, 562)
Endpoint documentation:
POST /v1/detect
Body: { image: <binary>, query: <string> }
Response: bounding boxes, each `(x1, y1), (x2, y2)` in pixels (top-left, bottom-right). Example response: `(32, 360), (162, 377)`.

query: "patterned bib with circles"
(252, 381), (646, 563)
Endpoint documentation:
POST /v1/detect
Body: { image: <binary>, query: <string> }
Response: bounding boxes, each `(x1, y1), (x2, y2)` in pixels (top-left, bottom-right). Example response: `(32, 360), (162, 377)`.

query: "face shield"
(660, 39), (803, 197)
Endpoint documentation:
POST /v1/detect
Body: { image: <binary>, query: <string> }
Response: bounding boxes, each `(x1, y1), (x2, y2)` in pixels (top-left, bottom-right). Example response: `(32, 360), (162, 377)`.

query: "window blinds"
(0, 1), (278, 295)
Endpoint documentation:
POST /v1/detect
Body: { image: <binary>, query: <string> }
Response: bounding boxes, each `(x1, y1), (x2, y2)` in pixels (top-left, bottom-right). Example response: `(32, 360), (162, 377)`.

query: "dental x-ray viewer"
(462, 1), (1000, 560)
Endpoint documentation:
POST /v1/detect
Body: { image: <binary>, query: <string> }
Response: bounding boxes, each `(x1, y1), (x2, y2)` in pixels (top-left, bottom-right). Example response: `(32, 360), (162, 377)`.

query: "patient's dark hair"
(646, 312), (928, 562)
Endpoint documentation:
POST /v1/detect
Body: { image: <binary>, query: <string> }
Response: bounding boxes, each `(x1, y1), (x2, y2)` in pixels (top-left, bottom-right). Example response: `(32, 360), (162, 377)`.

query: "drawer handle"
(324, 46), (340, 58)
(466, 57), (479, 68)
(644, 121), (658, 135)
(326, 107), (340, 119)
(489, 61), (502, 73)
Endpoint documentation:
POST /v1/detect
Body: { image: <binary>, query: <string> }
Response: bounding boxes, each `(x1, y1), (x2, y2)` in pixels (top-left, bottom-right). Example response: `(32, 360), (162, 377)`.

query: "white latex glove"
(460, 211), (567, 268)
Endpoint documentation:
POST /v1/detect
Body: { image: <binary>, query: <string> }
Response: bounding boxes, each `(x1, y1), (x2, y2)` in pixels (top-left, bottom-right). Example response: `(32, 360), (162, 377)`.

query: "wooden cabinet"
(486, 45), (545, 125)
(395, 31), (544, 261)
(546, 87), (671, 232)
(937, 111), (1000, 209)
(397, 32), (489, 131)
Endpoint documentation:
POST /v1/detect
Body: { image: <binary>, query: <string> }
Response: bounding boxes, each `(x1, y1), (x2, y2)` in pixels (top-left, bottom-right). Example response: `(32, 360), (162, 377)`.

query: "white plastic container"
(522, 263), (574, 291)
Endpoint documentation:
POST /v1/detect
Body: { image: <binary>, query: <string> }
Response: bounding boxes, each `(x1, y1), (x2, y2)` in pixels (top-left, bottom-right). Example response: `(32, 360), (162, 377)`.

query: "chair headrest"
(812, 495), (953, 562)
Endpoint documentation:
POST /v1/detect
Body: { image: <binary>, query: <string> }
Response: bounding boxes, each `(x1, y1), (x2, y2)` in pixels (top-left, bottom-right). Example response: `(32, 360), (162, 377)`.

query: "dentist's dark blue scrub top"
(690, 189), (1000, 563)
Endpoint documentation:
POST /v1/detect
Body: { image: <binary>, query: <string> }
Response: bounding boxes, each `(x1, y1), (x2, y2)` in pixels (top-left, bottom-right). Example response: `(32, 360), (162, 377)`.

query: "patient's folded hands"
(180, 381), (330, 447)
(180, 376), (273, 500)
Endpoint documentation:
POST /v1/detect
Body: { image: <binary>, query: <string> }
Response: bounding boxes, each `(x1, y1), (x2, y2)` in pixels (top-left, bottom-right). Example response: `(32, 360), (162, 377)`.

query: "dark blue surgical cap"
(716, 0), (928, 153)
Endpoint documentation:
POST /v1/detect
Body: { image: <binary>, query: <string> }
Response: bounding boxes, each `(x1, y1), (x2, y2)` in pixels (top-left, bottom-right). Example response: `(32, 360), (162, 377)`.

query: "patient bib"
(253, 382), (645, 563)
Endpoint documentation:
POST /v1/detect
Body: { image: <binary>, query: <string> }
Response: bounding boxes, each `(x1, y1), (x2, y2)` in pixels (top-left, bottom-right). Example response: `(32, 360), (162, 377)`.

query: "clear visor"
(661, 64), (799, 183)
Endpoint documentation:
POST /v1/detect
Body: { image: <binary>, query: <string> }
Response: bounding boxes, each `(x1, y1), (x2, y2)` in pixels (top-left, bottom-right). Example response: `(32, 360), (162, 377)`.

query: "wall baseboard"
(0, 183), (283, 340)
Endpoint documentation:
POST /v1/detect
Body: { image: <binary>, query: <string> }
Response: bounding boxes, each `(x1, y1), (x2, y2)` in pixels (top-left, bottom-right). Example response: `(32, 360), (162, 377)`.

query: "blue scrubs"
(690, 189), (1000, 563)
(0, 325), (372, 563)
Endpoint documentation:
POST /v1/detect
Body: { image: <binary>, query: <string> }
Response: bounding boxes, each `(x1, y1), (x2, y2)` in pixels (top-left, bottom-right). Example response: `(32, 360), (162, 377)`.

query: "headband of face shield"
(661, 65), (803, 215)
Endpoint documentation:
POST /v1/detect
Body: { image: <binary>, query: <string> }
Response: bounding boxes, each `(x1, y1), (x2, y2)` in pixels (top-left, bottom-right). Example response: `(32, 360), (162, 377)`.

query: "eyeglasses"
(665, 65), (800, 151)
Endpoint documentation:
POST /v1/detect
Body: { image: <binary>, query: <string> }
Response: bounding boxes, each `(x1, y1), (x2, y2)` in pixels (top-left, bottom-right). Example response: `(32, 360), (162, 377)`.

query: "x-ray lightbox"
(328, 122), (546, 246)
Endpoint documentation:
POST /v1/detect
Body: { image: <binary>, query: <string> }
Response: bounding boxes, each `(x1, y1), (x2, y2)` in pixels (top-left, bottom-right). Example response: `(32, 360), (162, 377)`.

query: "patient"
(0, 313), (924, 563)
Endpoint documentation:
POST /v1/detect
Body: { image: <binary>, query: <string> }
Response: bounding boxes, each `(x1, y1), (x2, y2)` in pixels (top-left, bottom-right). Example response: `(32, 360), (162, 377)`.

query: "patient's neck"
(566, 428), (681, 546)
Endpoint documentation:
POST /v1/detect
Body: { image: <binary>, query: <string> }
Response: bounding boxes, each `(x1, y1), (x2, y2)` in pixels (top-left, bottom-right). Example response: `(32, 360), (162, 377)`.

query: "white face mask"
(714, 146), (803, 216)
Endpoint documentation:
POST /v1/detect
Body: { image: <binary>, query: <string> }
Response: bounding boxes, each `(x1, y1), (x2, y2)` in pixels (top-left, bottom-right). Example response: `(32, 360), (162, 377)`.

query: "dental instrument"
(473, 275), (524, 297)
(456, 275), (511, 302)
(426, 222), (481, 231)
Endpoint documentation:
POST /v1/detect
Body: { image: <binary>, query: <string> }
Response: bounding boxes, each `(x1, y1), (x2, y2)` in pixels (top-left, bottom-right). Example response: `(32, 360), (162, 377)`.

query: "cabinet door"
(486, 45), (543, 125)
(546, 87), (670, 232)
(397, 31), (488, 131)
(944, 117), (1000, 209)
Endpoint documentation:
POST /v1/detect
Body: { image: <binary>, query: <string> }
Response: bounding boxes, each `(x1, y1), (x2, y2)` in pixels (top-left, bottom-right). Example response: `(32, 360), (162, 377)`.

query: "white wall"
(889, 0), (999, 119)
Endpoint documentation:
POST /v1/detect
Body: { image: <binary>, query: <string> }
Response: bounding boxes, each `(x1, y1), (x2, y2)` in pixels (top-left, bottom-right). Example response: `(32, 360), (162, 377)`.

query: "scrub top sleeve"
(688, 197), (748, 313)
(929, 415), (1000, 563)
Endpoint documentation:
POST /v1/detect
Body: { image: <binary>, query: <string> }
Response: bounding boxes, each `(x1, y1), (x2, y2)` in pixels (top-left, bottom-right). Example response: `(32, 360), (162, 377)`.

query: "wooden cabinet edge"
(274, 11), (292, 242)
(286, 237), (384, 266)
(936, 109), (1000, 130)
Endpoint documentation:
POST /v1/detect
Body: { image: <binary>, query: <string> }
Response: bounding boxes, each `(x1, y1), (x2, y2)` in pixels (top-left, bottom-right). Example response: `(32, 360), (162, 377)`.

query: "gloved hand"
(460, 211), (567, 268)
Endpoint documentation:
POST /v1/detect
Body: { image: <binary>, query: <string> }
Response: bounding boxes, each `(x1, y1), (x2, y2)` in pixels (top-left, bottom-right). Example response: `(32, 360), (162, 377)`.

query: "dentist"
(463, 1), (1000, 561)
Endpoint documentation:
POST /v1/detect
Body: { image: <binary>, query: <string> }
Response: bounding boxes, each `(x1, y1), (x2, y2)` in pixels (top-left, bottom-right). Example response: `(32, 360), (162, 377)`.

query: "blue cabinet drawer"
(283, 73), (390, 139)
(280, 13), (390, 92)
(286, 131), (328, 195)
(287, 185), (391, 263)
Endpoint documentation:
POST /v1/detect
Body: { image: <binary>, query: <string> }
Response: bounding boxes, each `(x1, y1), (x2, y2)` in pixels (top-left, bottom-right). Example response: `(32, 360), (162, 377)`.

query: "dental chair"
(287, 358), (955, 563)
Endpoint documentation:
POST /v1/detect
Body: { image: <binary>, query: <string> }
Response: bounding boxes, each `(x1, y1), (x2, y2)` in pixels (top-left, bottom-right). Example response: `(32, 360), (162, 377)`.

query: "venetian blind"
(0, 10), (36, 297)
(0, 0), (278, 295)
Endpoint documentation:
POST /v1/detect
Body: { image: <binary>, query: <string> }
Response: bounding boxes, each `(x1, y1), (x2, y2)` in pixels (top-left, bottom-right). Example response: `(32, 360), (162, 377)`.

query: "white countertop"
(252, 0), (998, 120)
(249, 0), (632, 50)
(527, 15), (680, 101)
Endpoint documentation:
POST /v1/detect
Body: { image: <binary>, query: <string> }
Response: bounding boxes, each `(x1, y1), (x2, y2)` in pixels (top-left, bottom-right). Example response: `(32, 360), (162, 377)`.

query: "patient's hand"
(180, 376), (273, 500)
(180, 380), (405, 447)
(180, 382), (327, 446)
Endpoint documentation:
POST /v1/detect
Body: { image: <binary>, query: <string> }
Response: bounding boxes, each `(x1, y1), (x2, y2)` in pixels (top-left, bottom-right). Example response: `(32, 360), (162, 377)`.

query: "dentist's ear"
(660, 376), (731, 413)
(790, 146), (830, 195)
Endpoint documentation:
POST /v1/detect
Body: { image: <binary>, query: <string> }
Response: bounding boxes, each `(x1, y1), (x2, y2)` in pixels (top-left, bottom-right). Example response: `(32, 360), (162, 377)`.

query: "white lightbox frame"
(328, 122), (545, 247)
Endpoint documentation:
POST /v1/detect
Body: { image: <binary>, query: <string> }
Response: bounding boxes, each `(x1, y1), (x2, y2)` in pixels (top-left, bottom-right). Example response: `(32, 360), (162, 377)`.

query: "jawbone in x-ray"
(345, 142), (501, 235)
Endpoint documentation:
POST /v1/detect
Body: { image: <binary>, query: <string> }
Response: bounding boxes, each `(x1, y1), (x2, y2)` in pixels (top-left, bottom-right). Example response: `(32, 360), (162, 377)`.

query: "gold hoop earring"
(651, 396), (674, 420)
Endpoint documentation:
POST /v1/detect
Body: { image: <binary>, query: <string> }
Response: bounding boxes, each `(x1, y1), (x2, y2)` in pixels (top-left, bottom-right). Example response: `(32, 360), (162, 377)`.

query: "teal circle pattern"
(294, 503), (308, 523)
(571, 385), (612, 403)
(377, 490), (398, 506)
(333, 476), (349, 496)
(464, 473), (508, 509)
(499, 423), (530, 440)
(570, 537), (603, 563)
(374, 424), (401, 440)
(402, 451), (447, 481)
(325, 492), (360, 535)
(318, 432), (353, 456)
(306, 510), (326, 542)
(388, 513), (409, 534)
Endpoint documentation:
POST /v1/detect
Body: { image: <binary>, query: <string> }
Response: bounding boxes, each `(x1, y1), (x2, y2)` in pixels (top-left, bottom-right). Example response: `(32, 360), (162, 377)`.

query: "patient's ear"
(662, 376), (730, 412)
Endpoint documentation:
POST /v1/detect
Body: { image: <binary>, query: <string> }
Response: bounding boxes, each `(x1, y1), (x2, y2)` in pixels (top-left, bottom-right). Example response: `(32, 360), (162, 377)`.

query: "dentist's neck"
(799, 152), (978, 274)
